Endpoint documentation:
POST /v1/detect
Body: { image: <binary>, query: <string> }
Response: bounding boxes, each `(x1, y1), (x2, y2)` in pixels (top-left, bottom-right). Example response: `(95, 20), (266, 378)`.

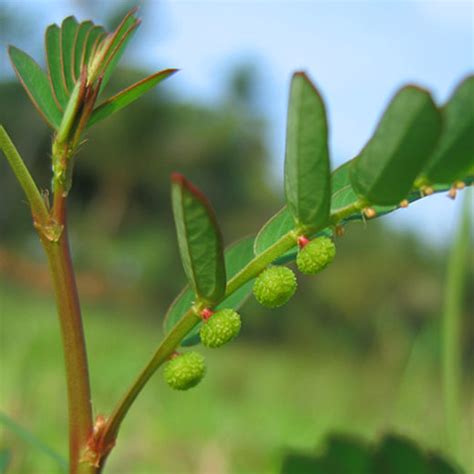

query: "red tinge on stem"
(201, 308), (214, 321)
(297, 235), (310, 248)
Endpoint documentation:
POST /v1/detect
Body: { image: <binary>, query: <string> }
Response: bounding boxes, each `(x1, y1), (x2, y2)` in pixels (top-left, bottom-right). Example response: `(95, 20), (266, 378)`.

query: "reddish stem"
(41, 195), (94, 473)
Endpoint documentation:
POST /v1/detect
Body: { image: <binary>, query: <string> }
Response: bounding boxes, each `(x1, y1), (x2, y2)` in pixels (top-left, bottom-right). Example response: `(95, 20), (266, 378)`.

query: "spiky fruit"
(200, 309), (241, 348)
(253, 266), (297, 308)
(296, 236), (336, 275)
(164, 352), (206, 391)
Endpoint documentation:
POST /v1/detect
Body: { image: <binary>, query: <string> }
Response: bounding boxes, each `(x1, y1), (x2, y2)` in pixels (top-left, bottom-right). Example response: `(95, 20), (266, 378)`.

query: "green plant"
(0, 8), (472, 473)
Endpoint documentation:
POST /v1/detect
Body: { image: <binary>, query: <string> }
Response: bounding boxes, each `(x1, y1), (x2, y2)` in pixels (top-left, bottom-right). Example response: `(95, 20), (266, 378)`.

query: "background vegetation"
(0, 1), (472, 473)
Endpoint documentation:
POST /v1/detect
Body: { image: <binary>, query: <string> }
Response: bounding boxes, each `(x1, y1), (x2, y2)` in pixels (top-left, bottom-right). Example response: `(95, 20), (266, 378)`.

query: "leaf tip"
(293, 70), (308, 79)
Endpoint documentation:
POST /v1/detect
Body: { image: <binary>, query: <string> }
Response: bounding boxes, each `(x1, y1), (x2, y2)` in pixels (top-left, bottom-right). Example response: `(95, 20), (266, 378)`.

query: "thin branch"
(0, 126), (49, 224)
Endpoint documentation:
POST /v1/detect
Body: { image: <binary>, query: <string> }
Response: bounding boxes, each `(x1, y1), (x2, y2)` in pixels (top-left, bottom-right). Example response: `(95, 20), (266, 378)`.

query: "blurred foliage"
(280, 433), (463, 474)
(1, 282), (473, 473)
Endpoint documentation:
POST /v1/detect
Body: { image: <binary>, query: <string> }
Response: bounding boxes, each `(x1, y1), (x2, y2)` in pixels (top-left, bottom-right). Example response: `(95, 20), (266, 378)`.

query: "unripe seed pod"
(253, 265), (297, 308)
(296, 236), (336, 275)
(164, 352), (206, 391)
(200, 309), (241, 348)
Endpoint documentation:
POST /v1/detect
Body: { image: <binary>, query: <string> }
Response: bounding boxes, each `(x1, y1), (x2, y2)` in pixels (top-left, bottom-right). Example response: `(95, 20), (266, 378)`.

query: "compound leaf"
(350, 85), (442, 205)
(98, 9), (140, 94)
(88, 69), (177, 127)
(45, 24), (69, 109)
(284, 72), (331, 228)
(8, 46), (62, 129)
(421, 76), (474, 184)
(171, 173), (226, 303)
(61, 16), (79, 92)
(83, 25), (105, 67)
(73, 20), (93, 80)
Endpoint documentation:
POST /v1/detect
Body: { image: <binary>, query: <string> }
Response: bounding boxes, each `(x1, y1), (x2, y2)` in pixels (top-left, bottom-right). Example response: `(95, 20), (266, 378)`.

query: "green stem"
(96, 199), (368, 468)
(94, 309), (200, 471)
(0, 126), (49, 225)
(225, 232), (297, 296)
(442, 190), (471, 462)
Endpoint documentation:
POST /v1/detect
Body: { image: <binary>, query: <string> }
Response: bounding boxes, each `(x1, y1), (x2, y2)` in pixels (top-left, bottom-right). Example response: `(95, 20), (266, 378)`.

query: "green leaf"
(73, 20), (93, 80)
(280, 433), (462, 474)
(8, 46), (62, 129)
(171, 173), (226, 303)
(350, 86), (442, 205)
(216, 235), (256, 311)
(61, 16), (79, 92)
(88, 69), (178, 127)
(253, 205), (332, 264)
(254, 163), (356, 259)
(281, 452), (323, 474)
(254, 162), (356, 258)
(0, 411), (67, 471)
(164, 236), (256, 347)
(284, 72), (331, 228)
(83, 25), (105, 68)
(323, 434), (371, 474)
(421, 76), (474, 184)
(97, 9), (140, 94)
(253, 157), (472, 261)
(373, 435), (428, 474)
(254, 206), (295, 256)
(163, 286), (195, 343)
(45, 24), (69, 109)
(330, 162), (360, 215)
(427, 453), (461, 474)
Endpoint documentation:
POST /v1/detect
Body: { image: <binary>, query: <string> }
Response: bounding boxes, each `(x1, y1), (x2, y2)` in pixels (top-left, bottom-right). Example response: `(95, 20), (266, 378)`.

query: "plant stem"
(98, 309), (201, 465)
(41, 214), (94, 474)
(442, 190), (471, 462)
(96, 199), (367, 468)
(2, 125), (94, 472)
(0, 126), (49, 225)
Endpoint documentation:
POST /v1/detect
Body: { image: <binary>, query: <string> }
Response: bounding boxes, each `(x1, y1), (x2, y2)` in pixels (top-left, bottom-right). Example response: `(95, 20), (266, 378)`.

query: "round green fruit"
(253, 265), (297, 308)
(200, 309), (241, 348)
(164, 352), (206, 391)
(296, 236), (336, 275)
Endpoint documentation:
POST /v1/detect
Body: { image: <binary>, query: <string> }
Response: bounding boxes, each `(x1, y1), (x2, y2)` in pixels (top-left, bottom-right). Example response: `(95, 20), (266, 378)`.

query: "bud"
(296, 236), (336, 275)
(200, 309), (241, 348)
(253, 266), (297, 308)
(164, 352), (206, 391)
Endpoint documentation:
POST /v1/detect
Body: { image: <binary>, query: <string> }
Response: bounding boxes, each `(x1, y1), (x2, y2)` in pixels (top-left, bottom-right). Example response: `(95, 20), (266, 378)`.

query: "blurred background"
(0, 0), (472, 472)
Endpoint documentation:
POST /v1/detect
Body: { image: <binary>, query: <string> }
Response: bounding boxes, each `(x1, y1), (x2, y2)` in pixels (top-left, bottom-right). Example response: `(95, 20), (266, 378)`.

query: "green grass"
(0, 281), (472, 473)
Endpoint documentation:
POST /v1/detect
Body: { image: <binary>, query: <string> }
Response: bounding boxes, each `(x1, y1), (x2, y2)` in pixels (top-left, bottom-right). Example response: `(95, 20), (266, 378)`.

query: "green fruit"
(253, 266), (297, 308)
(296, 236), (336, 275)
(164, 352), (206, 390)
(200, 309), (241, 348)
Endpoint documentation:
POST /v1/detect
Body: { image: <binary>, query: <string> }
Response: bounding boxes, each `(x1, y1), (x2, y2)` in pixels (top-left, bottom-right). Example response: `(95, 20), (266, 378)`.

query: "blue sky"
(2, 0), (473, 245)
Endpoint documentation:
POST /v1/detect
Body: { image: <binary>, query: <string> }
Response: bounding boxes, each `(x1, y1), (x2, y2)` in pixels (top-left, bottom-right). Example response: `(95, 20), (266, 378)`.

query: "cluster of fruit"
(164, 236), (336, 390)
